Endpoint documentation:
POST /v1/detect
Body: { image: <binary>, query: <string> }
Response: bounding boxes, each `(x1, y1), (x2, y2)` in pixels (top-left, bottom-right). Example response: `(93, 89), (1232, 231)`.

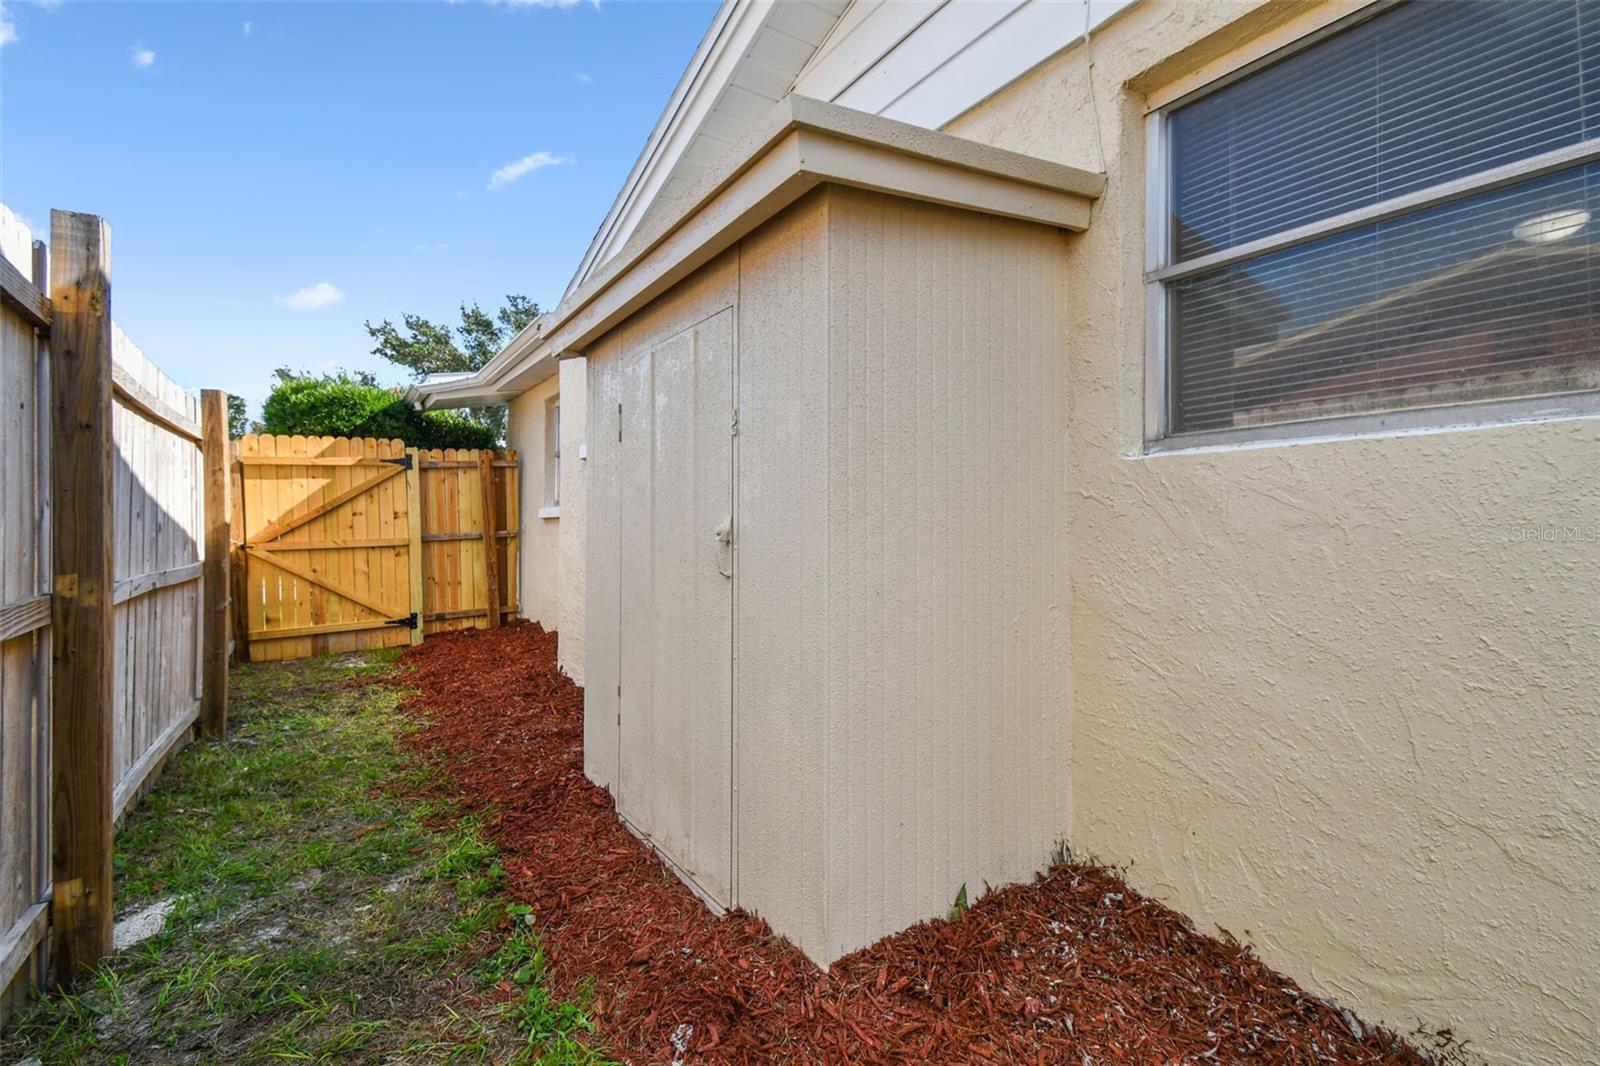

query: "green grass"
(0, 651), (611, 1065)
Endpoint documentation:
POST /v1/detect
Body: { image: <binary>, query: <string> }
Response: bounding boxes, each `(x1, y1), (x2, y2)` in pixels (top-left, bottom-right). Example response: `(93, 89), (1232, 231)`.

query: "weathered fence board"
(0, 205), (51, 1015)
(0, 203), (225, 1009)
(109, 326), (203, 818)
(231, 437), (519, 659)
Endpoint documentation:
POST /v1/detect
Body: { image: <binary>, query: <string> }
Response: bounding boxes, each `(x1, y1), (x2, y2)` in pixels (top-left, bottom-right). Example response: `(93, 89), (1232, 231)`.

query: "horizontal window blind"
(1171, 163), (1600, 432)
(1170, 0), (1600, 262)
(1163, 0), (1600, 436)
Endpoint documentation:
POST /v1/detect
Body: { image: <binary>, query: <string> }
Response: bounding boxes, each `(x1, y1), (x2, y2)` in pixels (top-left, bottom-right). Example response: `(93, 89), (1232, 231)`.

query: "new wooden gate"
(234, 436), (423, 661)
(232, 435), (520, 661)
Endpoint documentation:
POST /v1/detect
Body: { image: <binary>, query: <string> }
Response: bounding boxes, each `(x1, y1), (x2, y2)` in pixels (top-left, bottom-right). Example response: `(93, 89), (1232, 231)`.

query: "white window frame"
(542, 395), (561, 513)
(1142, 2), (1600, 454)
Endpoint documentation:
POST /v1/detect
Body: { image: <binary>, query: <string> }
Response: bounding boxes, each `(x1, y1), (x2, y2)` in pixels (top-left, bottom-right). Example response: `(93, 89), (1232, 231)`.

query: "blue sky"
(0, 0), (719, 415)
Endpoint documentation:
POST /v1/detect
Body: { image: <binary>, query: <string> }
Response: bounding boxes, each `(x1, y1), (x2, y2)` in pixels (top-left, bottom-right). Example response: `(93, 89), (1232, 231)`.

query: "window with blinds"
(1154, 0), (1600, 439)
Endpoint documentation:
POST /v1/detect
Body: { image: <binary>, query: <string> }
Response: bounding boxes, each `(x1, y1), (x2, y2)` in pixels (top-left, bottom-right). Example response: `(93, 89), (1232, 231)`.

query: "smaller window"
(544, 398), (561, 509)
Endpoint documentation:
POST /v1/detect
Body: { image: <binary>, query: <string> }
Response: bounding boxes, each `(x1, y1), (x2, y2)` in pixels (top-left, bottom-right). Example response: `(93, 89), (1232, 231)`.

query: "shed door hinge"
(381, 454), (414, 470)
(618, 403), (623, 442)
(385, 612), (419, 630)
(731, 408), (739, 436)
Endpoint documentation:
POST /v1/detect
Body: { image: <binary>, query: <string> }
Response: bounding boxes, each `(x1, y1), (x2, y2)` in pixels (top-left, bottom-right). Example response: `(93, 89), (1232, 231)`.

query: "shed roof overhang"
(412, 94), (1104, 409)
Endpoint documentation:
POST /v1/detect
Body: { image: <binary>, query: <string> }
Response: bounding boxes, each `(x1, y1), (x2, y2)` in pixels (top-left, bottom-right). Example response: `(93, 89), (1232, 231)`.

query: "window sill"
(538, 506), (561, 520)
(1140, 393), (1600, 457)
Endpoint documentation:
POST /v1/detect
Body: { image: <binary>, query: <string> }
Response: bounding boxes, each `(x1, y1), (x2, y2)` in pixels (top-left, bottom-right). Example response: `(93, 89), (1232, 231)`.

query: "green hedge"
(260, 378), (498, 450)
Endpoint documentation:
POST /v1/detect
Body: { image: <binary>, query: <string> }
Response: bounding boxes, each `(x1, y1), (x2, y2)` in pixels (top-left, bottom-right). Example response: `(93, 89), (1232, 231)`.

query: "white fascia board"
(484, 95), (1102, 393)
(411, 314), (558, 409)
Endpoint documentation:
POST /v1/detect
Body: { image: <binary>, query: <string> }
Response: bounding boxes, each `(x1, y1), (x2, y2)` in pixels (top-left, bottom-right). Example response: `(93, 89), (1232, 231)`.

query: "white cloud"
(273, 282), (344, 311)
(131, 46), (155, 68)
(35, 0), (63, 9)
(487, 150), (567, 190)
(1, 5), (17, 47)
(573, 71), (592, 84)
(414, 242), (447, 252)
(242, 20), (252, 34)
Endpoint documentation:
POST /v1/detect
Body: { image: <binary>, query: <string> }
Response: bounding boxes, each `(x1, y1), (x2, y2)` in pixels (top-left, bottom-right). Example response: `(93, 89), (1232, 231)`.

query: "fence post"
(405, 449), (425, 645)
(229, 440), (250, 663)
(478, 451), (501, 629)
(47, 210), (115, 980)
(199, 390), (229, 736)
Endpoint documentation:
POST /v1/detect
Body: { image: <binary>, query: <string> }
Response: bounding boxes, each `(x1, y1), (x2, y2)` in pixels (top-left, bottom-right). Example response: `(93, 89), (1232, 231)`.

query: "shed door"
(618, 308), (734, 906)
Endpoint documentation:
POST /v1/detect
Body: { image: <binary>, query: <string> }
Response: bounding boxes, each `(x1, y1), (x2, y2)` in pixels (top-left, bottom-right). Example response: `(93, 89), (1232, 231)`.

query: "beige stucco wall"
(944, 2), (1600, 1062)
(505, 363), (587, 684)
(506, 375), (561, 633)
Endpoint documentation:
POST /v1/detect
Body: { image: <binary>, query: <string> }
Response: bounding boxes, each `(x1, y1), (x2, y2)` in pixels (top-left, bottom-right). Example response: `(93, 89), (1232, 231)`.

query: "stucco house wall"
(942, 2), (1600, 1061)
(503, 362), (587, 684)
(505, 375), (562, 634)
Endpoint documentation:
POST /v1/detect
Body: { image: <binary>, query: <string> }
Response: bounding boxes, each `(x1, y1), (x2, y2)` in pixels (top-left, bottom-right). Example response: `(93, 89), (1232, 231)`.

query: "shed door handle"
(713, 516), (733, 577)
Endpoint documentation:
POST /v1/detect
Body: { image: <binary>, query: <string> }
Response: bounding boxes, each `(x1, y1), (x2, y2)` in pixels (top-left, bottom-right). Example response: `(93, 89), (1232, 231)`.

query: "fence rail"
(0, 204), (228, 1016)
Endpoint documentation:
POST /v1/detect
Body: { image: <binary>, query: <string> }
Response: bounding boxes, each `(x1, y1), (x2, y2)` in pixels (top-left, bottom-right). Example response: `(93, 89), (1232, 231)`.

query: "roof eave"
(419, 94), (1105, 405)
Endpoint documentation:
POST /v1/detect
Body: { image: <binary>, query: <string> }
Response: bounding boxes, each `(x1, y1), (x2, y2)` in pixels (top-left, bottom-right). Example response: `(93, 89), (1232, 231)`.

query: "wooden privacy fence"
(232, 436), (519, 661)
(0, 206), (229, 1015)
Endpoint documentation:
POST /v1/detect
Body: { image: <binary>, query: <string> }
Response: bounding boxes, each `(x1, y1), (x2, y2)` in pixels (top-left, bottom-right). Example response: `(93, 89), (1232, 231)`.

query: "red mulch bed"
(398, 622), (1434, 1065)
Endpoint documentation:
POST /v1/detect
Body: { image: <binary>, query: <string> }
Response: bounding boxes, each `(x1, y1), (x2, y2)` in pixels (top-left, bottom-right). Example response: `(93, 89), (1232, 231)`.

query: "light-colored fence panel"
(0, 207), (52, 1017)
(233, 434), (422, 661)
(109, 328), (203, 818)
(231, 436), (520, 659)
(419, 448), (519, 634)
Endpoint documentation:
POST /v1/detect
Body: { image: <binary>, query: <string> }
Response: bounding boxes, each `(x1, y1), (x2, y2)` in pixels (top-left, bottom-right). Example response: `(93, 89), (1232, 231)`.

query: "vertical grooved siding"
(816, 187), (1070, 960)
(733, 195), (832, 957)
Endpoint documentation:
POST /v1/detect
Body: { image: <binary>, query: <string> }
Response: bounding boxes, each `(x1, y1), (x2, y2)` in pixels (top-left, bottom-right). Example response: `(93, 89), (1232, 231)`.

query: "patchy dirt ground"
(400, 621), (1465, 1066)
(0, 651), (604, 1065)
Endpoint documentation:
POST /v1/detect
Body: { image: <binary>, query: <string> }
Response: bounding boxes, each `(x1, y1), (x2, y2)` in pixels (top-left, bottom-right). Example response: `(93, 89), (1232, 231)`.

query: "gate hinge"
(386, 612), (419, 630)
(381, 454), (414, 470)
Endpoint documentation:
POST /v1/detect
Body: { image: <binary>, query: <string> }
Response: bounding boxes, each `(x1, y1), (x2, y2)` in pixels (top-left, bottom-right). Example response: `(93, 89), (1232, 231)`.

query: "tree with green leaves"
(364, 295), (540, 442)
(259, 371), (497, 450)
(226, 394), (253, 438)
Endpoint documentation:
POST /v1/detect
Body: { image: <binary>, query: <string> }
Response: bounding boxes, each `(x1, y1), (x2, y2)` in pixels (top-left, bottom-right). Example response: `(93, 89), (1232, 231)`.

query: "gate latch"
(386, 613), (419, 629)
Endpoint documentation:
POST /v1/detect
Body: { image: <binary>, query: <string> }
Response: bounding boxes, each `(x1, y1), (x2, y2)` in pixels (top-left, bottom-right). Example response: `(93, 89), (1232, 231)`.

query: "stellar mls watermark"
(1507, 522), (1599, 544)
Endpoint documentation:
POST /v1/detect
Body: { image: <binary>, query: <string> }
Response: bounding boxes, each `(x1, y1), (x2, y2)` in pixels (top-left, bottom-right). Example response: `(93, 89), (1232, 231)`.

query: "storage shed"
(577, 97), (1102, 963)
